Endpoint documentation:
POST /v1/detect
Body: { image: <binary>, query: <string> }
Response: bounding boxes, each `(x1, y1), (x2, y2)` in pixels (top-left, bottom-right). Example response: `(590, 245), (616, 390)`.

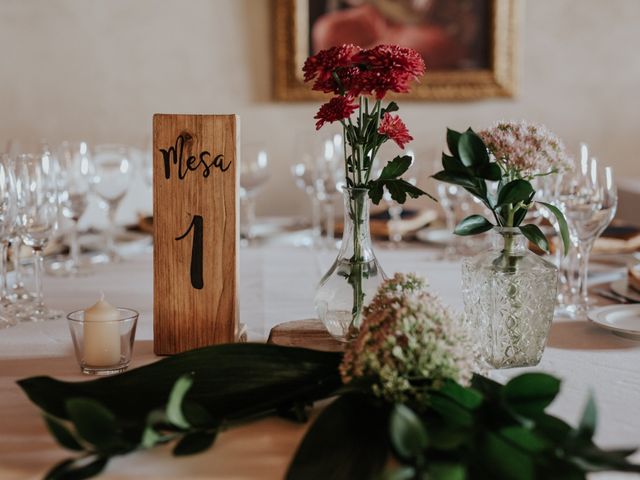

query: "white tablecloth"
(1, 245), (639, 479)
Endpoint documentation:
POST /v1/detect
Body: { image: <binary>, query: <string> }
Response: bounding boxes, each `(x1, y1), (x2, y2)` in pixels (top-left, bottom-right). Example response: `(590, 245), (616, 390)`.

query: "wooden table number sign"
(153, 114), (239, 355)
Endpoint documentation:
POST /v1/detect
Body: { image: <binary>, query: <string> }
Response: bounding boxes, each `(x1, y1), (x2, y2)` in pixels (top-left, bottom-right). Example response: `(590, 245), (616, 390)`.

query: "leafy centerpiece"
(303, 43), (432, 342)
(19, 274), (640, 479)
(432, 121), (572, 368)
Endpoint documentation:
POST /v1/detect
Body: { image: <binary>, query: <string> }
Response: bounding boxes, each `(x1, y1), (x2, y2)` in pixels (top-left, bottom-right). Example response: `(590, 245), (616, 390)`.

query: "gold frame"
(274, 0), (520, 101)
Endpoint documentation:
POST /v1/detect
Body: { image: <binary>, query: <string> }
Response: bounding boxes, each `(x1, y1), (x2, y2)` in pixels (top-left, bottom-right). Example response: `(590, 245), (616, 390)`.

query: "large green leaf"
(458, 130), (489, 167)
(18, 344), (343, 424)
(44, 415), (83, 451)
(432, 171), (477, 190)
(45, 456), (108, 480)
(577, 393), (597, 440)
(446, 128), (462, 158)
(172, 431), (218, 456)
(65, 398), (122, 450)
(538, 201), (571, 255)
(389, 404), (428, 460)
(286, 393), (389, 480)
(441, 154), (468, 175)
(166, 374), (193, 429)
(519, 224), (550, 253)
(454, 215), (494, 236)
(379, 155), (412, 180)
(503, 373), (561, 417)
(497, 179), (535, 207)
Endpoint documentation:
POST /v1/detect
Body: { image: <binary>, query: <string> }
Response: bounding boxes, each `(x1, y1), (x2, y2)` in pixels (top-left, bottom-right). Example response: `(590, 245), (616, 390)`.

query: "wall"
(1, 0), (639, 222)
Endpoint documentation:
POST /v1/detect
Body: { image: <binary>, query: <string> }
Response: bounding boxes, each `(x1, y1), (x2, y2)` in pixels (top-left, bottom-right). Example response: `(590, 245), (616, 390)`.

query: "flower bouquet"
(303, 44), (432, 341)
(432, 121), (572, 368)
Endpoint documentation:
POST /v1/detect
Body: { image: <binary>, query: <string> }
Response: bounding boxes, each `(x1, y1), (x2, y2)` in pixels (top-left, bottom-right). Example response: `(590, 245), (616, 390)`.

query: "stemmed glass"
(14, 152), (62, 322)
(0, 156), (17, 328)
(291, 133), (323, 246)
(93, 144), (133, 262)
(51, 141), (94, 276)
(240, 143), (270, 244)
(556, 155), (617, 316)
(315, 134), (344, 248)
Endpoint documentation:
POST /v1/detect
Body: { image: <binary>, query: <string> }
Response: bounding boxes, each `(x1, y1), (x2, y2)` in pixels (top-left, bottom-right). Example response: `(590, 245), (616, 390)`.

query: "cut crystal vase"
(314, 187), (386, 342)
(462, 227), (557, 368)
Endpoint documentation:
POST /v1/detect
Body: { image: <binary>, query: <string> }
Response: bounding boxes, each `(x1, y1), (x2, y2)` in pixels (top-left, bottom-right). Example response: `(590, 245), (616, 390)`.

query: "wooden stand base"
(267, 319), (344, 352)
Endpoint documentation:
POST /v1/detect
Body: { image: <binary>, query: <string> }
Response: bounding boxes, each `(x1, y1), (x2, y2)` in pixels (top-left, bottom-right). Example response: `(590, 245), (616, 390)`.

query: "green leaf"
(65, 398), (120, 450)
(172, 431), (218, 456)
(429, 463), (466, 480)
(432, 171), (478, 191)
(483, 431), (534, 480)
(18, 345), (344, 428)
(538, 201), (571, 255)
(368, 182), (384, 205)
(166, 374), (194, 429)
(577, 392), (597, 440)
(43, 415), (83, 451)
(446, 128), (462, 157)
(497, 179), (534, 207)
(476, 162), (502, 181)
(379, 155), (412, 180)
(441, 154), (468, 175)
(437, 380), (483, 410)
(389, 404), (428, 460)
(286, 393), (389, 480)
(429, 395), (474, 428)
(383, 101), (399, 114)
(519, 224), (550, 253)
(458, 130), (489, 167)
(499, 426), (551, 453)
(44, 456), (108, 480)
(454, 215), (494, 236)
(503, 373), (561, 417)
(182, 400), (215, 427)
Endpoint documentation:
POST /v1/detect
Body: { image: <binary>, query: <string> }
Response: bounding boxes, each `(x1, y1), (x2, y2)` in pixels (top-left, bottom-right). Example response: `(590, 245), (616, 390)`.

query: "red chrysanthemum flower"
(303, 44), (362, 95)
(314, 96), (359, 130)
(353, 45), (425, 99)
(378, 112), (413, 149)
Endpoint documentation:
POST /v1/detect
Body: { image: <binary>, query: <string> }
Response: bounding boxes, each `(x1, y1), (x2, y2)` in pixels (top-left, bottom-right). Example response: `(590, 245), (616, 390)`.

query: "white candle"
(83, 295), (121, 367)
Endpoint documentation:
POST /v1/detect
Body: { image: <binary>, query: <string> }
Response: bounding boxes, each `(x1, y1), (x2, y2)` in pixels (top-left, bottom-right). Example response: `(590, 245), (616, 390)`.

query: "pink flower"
(378, 113), (413, 149)
(314, 96), (359, 130)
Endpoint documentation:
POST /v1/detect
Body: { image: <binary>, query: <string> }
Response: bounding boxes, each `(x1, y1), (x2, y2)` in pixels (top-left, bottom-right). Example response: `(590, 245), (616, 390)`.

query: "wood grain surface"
(267, 319), (345, 352)
(153, 114), (239, 354)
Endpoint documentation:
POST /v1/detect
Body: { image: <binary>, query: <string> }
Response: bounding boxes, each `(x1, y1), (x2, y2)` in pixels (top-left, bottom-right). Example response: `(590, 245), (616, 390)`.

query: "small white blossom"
(340, 273), (477, 405)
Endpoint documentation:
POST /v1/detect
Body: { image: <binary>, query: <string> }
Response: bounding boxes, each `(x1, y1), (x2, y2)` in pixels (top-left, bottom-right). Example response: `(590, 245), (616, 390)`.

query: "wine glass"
(0, 156), (17, 328)
(556, 155), (617, 316)
(291, 133), (323, 246)
(240, 143), (270, 244)
(93, 144), (134, 262)
(14, 152), (62, 322)
(315, 134), (344, 248)
(49, 141), (94, 276)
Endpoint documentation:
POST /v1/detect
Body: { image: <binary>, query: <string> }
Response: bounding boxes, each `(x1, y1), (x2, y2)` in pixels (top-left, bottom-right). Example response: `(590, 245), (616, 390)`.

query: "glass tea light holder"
(67, 295), (138, 375)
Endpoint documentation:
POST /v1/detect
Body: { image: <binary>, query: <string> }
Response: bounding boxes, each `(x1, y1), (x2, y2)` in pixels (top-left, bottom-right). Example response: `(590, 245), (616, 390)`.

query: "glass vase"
(462, 227), (557, 368)
(314, 187), (386, 342)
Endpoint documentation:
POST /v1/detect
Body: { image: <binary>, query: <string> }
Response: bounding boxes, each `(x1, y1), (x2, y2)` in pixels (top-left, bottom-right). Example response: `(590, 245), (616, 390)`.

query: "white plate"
(588, 304), (640, 340)
(610, 279), (640, 303)
(415, 228), (454, 246)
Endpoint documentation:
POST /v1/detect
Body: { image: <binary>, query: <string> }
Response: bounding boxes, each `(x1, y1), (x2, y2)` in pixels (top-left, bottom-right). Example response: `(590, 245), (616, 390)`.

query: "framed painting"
(274, 0), (519, 101)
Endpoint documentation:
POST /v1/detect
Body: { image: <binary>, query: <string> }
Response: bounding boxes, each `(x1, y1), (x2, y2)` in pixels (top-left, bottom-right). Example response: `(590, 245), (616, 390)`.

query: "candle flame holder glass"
(67, 308), (138, 375)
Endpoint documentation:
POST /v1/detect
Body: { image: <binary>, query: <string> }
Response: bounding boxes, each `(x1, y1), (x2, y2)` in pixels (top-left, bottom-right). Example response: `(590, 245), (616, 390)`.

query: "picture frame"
(274, 0), (520, 101)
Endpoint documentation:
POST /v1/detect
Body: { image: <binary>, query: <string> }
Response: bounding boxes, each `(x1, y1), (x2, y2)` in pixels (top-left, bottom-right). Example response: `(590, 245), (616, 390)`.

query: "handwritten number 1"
(175, 215), (204, 290)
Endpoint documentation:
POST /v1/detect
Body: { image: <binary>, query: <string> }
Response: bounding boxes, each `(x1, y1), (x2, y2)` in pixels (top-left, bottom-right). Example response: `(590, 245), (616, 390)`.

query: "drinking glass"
(291, 133), (323, 246)
(239, 143), (270, 244)
(93, 144), (133, 262)
(315, 134), (344, 248)
(383, 150), (418, 247)
(14, 152), (62, 322)
(556, 156), (617, 316)
(50, 141), (94, 276)
(0, 156), (17, 328)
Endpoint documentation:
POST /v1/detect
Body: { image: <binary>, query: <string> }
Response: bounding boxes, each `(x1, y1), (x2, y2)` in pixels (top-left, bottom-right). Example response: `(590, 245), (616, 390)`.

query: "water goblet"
(292, 133), (323, 246)
(93, 144), (134, 262)
(240, 143), (270, 244)
(14, 152), (62, 322)
(48, 141), (95, 276)
(0, 156), (17, 328)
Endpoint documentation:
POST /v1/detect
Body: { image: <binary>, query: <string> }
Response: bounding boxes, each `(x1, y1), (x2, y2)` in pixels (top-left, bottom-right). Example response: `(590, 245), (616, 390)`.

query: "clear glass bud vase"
(462, 227), (557, 368)
(314, 187), (386, 342)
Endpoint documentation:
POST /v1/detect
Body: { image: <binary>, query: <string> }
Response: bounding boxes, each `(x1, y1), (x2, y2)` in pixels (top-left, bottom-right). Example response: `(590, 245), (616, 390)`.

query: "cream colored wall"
(1, 0), (639, 221)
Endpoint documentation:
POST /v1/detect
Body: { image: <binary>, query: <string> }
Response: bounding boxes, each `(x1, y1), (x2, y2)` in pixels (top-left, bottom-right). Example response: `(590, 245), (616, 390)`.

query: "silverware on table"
(594, 288), (629, 304)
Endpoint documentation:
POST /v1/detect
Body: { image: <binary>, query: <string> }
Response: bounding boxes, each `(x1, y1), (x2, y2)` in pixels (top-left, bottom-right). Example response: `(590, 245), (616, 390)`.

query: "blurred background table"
(1, 241), (639, 479)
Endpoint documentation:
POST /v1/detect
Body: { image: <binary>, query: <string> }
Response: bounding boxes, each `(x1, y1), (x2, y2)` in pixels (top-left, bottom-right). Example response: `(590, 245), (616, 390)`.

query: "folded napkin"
(336, 208), (438, 239)
(593, 224), (640, 254)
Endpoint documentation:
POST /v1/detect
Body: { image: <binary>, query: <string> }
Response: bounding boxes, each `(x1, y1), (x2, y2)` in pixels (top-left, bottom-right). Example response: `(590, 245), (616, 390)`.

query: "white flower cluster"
(479, 120), (573, 178)
(340, 273), (476, 405)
